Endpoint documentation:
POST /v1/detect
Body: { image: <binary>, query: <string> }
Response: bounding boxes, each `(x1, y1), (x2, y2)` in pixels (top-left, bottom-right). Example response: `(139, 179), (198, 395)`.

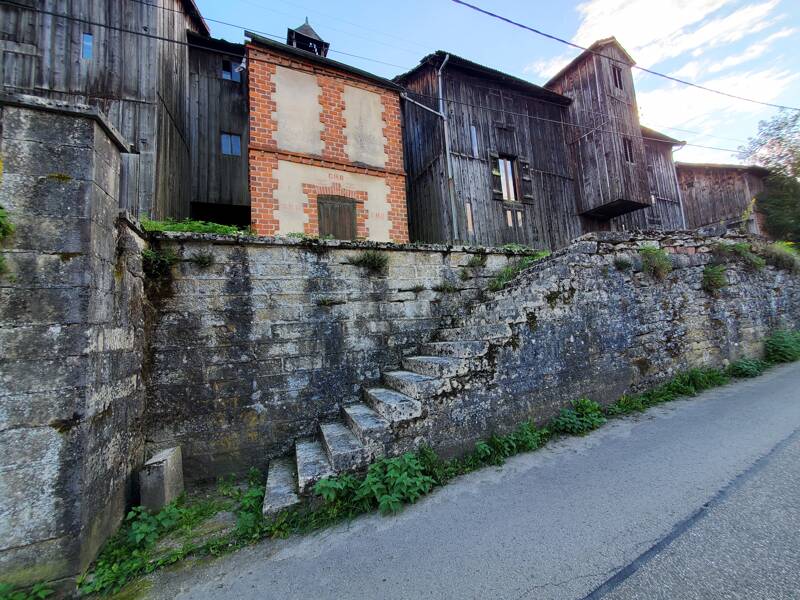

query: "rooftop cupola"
(286, 18), (329, 57)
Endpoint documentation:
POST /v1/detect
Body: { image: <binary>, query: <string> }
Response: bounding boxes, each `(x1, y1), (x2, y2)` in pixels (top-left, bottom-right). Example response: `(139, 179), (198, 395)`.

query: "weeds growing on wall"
(487, 250), (550, 292)
(639, 246), (673, 279)
(70, 328), (800, 597)
(142, 248), (179, 279)
(0, 205), (15, 276)
(613, 256), (632, 271)
(140, 218), (244, 236)
(702, 265), (728, 295)
(0, 582), (53, 600)
(761, 241), (800, 273)
(346, 250), (389, 275)
(189, 250), (214, 269)
(713, 242), (765, 271)
(433, 281), (459, 293)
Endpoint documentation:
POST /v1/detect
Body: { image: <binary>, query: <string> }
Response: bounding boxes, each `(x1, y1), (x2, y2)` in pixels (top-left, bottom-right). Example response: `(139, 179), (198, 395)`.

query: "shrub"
(142, 248), (179, 279)
(761, 242), (800, 273)
(141, 218), (242, 236)
(764, 330), (800, 363)
(639, 246), (673, 279)
(713, 242), (765, 271)
(702, 265), (728, 295)
(727, 358), (768, 378)
(0, 583), (53, 600)
(613, 256), (632, 271)
(347, 250), (388, 275)
(550, 398), (606, 435)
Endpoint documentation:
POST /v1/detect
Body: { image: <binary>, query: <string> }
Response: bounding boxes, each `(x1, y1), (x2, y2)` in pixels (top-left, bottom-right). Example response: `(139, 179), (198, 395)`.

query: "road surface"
(144, 362), (800, 600)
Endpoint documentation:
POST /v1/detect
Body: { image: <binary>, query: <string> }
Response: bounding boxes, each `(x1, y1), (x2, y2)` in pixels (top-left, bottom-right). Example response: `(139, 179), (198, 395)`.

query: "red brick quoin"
(246, 42), (408, 242)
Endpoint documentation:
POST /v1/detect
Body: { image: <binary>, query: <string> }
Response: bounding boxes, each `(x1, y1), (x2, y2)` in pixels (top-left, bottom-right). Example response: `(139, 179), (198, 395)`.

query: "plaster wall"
(343, 84), (387, 167)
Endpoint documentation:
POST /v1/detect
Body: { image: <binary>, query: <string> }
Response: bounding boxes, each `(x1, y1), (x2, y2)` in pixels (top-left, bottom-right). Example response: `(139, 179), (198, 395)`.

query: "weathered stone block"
(139, 447), (184, 513)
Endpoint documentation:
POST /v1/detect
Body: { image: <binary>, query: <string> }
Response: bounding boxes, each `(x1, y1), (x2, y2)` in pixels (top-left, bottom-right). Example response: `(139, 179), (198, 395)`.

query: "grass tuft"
(764, 329), (800, 363)
(142, 248), (179, 279)
(702, 264), (728, 295)
(141, 218), (243, 236)
(713, 242), (765, 271)
(760, 241), (800, 273)
(190, 250), (214, 269)
(346, 250), (388, 275)
(613, 256), (632, 271)
(487, 250), (550, 292)
(639, 245), (673, 279)
(550, 398), (606, 435)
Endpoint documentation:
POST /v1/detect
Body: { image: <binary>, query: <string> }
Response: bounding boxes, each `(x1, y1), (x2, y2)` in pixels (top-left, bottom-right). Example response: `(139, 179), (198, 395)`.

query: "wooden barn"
(676, 162), (769, 233)
(398, 38), (686, 249)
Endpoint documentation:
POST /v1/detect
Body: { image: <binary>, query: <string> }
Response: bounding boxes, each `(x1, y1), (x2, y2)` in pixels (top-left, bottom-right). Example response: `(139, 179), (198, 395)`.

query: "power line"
(451, 0), (800, 113)
(0, 0), (744, 155)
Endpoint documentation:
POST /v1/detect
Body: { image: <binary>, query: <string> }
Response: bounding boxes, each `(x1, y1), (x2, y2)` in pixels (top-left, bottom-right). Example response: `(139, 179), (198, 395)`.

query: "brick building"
(246, 24), (409, 242)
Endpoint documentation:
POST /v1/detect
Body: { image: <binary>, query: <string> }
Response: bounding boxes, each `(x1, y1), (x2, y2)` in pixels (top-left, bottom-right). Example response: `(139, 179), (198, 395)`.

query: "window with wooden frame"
(622, 137), (635, 163)
(222, 59), (242, 82)
(490, 151), (535, 203)
(612, 65), (624, 90)
(221, 133), (242, 156)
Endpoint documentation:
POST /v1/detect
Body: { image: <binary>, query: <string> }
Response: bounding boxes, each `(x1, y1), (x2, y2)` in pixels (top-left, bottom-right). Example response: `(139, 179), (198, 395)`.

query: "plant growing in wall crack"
(0, 205), (15, 277)
(142, 247), (179, 279)
(702, 264), (728, 296)
(346, 250), (388, 275)
(639, 246), (673, 280)
(190, 250), (214, 269)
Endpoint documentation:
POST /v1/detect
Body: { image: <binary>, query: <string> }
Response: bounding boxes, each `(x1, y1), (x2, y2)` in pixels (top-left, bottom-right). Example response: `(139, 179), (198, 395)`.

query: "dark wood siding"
(318, 196), (357, 240)
(678, 166), (766, 231)
(188, 40), (249, 208)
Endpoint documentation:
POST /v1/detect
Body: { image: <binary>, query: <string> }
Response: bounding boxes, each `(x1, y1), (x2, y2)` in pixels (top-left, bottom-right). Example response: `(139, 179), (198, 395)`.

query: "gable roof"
(292, 18), (324, 41)
(545, 37), (635, 88)
(395, 51), (571, 106)
(245, 31), (403, 92)
(641, 125), (684, 146)
(179, 0), (210, 36)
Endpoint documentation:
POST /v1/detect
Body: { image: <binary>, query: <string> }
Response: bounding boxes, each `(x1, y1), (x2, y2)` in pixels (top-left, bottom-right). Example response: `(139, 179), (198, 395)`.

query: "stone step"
(319, 421), (370, 472)
(342, 402), (390, 447)
(364, 387), (422, 421)
(295, 439), (335, 494)
(420, 341), (490, 358)
(262, 457), (300, 517)
(382, 370), (447, 400)
(402, 355), (468, 378)
(436, 322), (512, 342)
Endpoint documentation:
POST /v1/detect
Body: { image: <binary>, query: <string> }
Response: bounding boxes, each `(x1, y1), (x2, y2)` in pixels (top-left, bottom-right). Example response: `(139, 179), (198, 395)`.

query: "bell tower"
(286, 18), (330, 57)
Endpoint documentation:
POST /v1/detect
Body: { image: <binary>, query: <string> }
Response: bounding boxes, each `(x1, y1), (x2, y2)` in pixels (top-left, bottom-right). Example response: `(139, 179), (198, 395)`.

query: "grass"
(0, 205), (14, 277)
(465, 253), (488, 268)
(713, 242), (765, 271)
(432, 281), (459, 294)
(346, 250), (388, 275)
(702, 264), (728, 295)
(639, 245), (673, 280)
(761, 241), (800, 273)
(140, 218), (244, 236)
(487, 250), (550, 292)
(63, 328), (800, 597)
(613, 256), (632, 271)
(142, 248), (179, 279)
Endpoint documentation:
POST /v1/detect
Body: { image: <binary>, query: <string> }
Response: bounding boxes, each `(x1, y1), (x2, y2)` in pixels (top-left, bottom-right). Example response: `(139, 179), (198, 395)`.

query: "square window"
(81, 33), (93, 60)
(221, 133), (241, 156)
(222, 59), (241, 82)
(498, 157), (517, 202)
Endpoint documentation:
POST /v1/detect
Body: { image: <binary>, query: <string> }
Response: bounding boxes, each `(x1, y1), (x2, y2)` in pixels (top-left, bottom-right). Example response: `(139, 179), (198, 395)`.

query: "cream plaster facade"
(272, 66), (323, 155)
(343, 85), (387, 168)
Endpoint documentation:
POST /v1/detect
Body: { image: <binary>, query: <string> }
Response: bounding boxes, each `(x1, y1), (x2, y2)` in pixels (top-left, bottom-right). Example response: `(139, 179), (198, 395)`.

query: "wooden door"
(318, 196), (357, 240)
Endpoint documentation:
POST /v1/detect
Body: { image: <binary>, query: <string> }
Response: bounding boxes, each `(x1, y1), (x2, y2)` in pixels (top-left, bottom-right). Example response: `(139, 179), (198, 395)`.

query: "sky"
(196, 0), (800, 164)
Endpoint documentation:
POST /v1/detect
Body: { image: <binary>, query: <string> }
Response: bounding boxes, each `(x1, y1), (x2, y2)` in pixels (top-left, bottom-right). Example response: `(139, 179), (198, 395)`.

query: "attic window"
(623, 137), (635, 163)
(612, 65), (624, 90)
(222, 59), (241, 82)
(221, 133), (241, 156)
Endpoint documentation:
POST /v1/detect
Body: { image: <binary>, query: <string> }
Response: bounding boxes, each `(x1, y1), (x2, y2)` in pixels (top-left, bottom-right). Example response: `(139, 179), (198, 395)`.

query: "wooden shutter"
(519, 158), (534, 203)
(489, 150), (503, 200)
(318, 196), (357, 240)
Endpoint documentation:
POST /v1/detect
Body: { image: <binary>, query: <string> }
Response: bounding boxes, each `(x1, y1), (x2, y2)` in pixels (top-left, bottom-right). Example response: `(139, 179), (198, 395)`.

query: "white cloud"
(708, 26), (796, 72)
(523, 53), (575, 79)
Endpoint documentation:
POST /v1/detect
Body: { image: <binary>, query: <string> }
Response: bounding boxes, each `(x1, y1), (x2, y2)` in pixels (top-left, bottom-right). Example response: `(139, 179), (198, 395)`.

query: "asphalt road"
(145, 362), (800, 600)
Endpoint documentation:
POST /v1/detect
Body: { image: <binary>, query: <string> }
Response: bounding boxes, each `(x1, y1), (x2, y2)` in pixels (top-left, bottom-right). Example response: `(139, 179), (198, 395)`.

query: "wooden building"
(676, 162), (769, 233)
(398, 39), (686, 249)
(246, 24), (409, 242)
(0, 0), (211, 219)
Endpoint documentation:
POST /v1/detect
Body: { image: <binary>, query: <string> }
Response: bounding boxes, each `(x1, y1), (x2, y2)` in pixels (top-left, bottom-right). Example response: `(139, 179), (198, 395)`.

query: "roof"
(545, 37), (635, 88)
(179, 0), (210, 37)
(395, 51), (571, 106)
(245, 31), (403, 92)
(641, 125), (684, 146)
(675, 162), (770, 176)
(292, 18), (324, 41)
(187, 31), (244, 56)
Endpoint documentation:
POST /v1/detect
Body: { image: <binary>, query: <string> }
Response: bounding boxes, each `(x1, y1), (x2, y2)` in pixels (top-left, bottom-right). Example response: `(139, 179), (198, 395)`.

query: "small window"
(612, 65), (624, 90)
(465, 202), (474, 234)
(222, 59), (241, 83)
(622, 137), (634, 163)
(81, 33), (93, 60)
(516, 210), (523, 228)
(498, 157), (517, 202)
(469, 125), (479, 158)
(221, 133), (241, 156)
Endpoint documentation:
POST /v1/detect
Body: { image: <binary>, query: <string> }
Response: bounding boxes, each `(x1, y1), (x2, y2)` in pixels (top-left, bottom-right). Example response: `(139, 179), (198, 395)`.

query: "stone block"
(139, 447), (184, 513)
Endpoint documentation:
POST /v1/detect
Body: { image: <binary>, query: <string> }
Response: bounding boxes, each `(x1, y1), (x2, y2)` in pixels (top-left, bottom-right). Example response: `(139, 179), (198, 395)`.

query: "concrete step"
(436, 322), (512, 342)
(262, 457), (300, 517)
(382, 370), (447, 400)
(319, 421), (370, 472)
(402, 355), (468, 378)
(420, 341), (490, 358)
(295, 439), (335, 494)
(342, 402), (390, 447)
(364, 387), (422, 421)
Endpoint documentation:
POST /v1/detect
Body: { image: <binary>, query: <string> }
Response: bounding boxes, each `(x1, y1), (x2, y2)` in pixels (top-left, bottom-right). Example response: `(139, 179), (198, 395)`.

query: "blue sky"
(196, 0), (800, 163)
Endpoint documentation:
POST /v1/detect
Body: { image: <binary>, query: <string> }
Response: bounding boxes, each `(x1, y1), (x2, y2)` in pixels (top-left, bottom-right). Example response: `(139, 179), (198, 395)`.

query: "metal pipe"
(437, 54), (460, 242)
(400, 93), (444, 117)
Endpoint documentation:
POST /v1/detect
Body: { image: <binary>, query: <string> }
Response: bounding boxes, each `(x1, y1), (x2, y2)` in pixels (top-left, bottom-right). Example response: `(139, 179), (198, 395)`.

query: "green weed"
(727, 358), (768, 378)
(761, 241), (800, 273)
(0, 582), (53, 600)
(190, 250), (214, 269)
(639, 246), (673, 279)
(702, 265), (728, 295)
(142, 248), (179, 279)
(487, 251), (550, 292)
(550, 398), (606, 435)
(466, 253), (487, 268)
(613, 256), (632, 271)
(141, 218), (243, 236)
(347, 250), (388, 275)
(433, 281), (459, 293)
(713, 242), (765, 271)
(764, 329), (800, 363)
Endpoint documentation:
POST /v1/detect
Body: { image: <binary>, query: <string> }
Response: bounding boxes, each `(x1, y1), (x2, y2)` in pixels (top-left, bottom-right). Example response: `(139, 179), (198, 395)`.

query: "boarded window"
(318, 196), (357, 240)
(81, 33), (93, 60)
(622, 137), (634, 163)
(221, 133), (241, 156)
(505, 208), (514, 228)
(465, 201), (474, 234)
(612, 65), (624, 90)
(222, 59), (242, 82)
(490, 152), (519, 202)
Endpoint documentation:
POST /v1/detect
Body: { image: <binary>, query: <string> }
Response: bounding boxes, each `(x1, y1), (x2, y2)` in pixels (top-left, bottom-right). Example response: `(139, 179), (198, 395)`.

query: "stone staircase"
(261, 322), (513, 516)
